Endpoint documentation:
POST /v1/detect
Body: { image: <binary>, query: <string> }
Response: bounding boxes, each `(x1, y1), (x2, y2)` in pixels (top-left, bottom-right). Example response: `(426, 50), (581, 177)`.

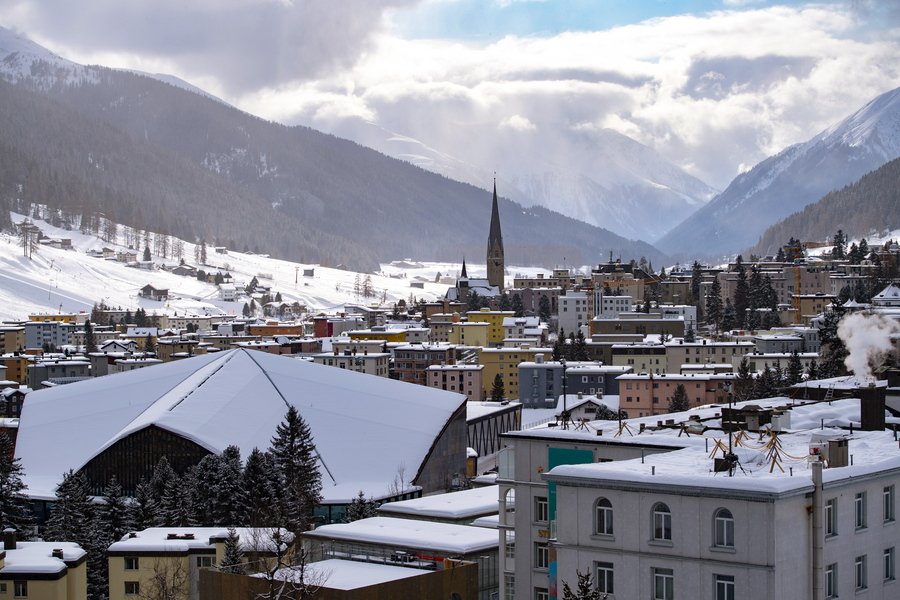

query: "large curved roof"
(16, 349), (466, 501)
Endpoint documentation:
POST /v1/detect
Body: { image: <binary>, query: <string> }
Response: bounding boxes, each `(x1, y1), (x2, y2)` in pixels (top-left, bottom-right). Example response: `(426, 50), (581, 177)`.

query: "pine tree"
(217, 445), (247, 526)
(668, 384), (690, 413)
(832, 229), (846, 259)
(45, 470), (93, 544)
(491, 373), (505, 402)
(574, 330), (589, 361)
(684, 326), (695, 343)
(159, 471), (193, 527)
(242, 302), (251, 317)
(467, 290), (481, 312)
(142, 244), (151, 262)
(499, 293), (511, 311)
(344, 491), (377, 522)
(269, 407), (323, 532)
(144, 333), (156, 355)
(127, 479), (156, 531)
(0, 432), (33, 535)
(243, 448), (276, 527)
(706, 277), (723, 335)
(735, 357), (754, 402)
(199, 240), (207, 264)
(752, 366), (778, 400)
(219, 528), (245, 574)
(733, 256), (748, 329)
(690, 261), (703, 304)
(83, 319), (97, 354)
(538, 295), (552, 322)
(806, 359), (819, 381)
(511, 294), (525, 318)
(99, 475), (133, 543)
(786, 350), (804, 386)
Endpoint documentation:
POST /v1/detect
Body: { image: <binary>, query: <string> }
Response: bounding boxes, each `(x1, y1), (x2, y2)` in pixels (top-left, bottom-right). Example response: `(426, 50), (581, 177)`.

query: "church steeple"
(486, 177), (505, 290)
(461, 257), (468, 279)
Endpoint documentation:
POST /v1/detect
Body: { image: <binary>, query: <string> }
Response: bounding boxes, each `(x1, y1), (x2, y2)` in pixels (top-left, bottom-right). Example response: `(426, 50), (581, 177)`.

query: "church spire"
(486, 176), (505, 290)
(461, 257), (468, 279)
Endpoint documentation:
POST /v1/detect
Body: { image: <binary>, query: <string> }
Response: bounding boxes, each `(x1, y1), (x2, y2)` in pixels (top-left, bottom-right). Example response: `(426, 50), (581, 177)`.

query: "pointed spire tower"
(460, 257), (468, 279)
(486, 177), (505, 290)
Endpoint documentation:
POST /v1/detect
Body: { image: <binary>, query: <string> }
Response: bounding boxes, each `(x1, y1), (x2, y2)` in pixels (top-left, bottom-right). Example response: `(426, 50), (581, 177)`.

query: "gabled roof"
(16, 349), (466, 502)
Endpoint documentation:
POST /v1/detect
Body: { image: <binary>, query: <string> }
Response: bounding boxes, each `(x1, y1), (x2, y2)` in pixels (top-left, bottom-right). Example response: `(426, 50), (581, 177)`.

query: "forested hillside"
(752, 157), (900, 255)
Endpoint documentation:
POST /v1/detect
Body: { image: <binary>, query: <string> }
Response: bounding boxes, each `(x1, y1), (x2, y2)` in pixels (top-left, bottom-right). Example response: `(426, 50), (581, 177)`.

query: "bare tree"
(248, 528), (328, 600)
(138, 558), (189, 600)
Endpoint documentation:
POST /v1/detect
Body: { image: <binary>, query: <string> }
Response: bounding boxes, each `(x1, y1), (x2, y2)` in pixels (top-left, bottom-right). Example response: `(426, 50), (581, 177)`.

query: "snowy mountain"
(0, 212), (457, 322)
(325, 117), (718, 242)
(0, 26), (668, 271)
(658, 86), (900, 258)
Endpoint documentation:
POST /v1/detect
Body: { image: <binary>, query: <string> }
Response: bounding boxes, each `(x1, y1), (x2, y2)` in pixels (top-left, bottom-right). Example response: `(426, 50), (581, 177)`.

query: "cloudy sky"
(3, 0), (899, 189)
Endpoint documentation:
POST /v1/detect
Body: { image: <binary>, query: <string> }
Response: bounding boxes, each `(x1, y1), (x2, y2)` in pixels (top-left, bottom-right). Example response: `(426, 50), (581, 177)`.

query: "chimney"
(859, 383), (886, 431)
(3, 528), (15, 550)
(52, 548), (64, 560)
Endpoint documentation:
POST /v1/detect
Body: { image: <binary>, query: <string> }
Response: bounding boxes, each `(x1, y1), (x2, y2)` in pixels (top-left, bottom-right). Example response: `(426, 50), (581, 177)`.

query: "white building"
(595, 294), (634, 319)
(559, 291), (590, 336)
(499, 396), (899, 600)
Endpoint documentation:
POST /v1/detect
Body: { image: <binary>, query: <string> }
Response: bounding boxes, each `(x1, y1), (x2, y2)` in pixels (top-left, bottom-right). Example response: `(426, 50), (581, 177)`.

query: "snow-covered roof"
(303, 517), (499, 555)
(466, 401), (520, 420)
(107, 527), (290, 553)
(302, 559), (426, 590)
(377, 486), (500, 520)
(16, 349), (466, 501)
(1, 541), (86, 574)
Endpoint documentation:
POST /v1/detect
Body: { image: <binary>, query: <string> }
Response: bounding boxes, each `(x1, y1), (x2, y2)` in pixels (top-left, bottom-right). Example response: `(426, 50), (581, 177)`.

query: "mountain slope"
(752, 156), (900, 255)
(657, 86), (900, 258)
(0, 27), (667, 270)
(325, 116), (717, 242)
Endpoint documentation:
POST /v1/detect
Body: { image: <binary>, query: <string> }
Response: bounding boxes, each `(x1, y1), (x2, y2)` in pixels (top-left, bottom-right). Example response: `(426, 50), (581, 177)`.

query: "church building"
(446, 180), (505, 302)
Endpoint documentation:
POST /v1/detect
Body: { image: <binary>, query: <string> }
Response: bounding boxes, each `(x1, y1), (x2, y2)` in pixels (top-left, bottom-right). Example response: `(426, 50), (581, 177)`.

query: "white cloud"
(499, 114), (537, 131)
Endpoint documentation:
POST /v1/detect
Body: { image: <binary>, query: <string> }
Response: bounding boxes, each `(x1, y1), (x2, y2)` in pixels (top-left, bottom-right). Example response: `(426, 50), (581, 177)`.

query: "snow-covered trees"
(490, 373), (505, 402)
(344, 491), (377, 523)
(269, 406), (323, 532)
(219, 527), (245, 574)
(0, 432), (33, 535)
(668, 384), (690, 413)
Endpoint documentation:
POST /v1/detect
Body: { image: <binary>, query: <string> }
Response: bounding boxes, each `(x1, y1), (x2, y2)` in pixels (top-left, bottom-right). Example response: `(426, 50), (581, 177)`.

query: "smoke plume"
(837, 313), (900, 379)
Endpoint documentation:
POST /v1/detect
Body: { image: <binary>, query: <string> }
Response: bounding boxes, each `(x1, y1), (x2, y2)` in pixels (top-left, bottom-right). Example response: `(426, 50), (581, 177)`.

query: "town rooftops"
(377, 485), (501, 521)
(107, 527), (291, 554)
(1, 541), (86, 575)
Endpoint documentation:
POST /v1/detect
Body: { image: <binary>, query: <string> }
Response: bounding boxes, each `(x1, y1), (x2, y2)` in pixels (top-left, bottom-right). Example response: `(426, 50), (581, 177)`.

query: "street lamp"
(560, 359), (569, 430)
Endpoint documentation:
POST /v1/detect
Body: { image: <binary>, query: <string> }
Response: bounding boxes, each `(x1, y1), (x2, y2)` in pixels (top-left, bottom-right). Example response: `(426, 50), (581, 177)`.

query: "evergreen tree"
(246, 276), (259, 295)
(776, 246), (786, 262)
(159, 471), (193, 527)
(144, 333), (156, 355)
(269, 407), (323, 532)
(734, 357), (754, 402)
(149, 457), (176, 512)
(83, 319), (97, 354)
(538, 295), (552, 322)
(217, 445), (248, 526)
(683, 326), (695, 343)
(562, 570), (607, 600)
(219, 528), (245, 574)
(574, 330), (589, 361)
(690, 261), (703, 304)
(752, 366), (778, 400)
(721, 298), (736, 332)
(511, 293), (525, 317)
(832, 229), (846, 259)
(142, 244), (151, 262)
(467, 291), (481, 312)
(786, 350), (804, 386)
(45, 470), (93, 544)
(243, 448), (276, 527)
(706, 276), (723, 335)
(858, 238), (869, 259)
(344, 490), (377, 522)
(491, 373), (505, 402)
(668, 384), (690, 413)
(199, 240), (207, 264)
(0, 432), (33, 535)
(242, 302), (251, 317)
(127, 479), (156, 531)
(733, 256), (749, 329)
(806, 359), (819, 381)
(499, 293), (511, 311)
(99, 475), (133, 544)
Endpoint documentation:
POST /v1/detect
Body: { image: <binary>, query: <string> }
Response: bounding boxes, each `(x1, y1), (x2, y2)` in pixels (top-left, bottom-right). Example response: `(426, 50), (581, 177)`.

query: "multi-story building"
(558, 291), (590, 336)
(393, 343), (457, 386)
(591, 316), (684, 338)
(23, 321), (78, 350)
(427, 364), (484, 401)
(664, 340), (755, 371)
(0, 327), (24, 354)
(518, 357), (631, 408)
(467, 309), (516, 347)
(735, 351), (820, 373)
(311, 350), (390, 377)
(449, 322), (490, 347)
(594, 294), (634, 319)
(543, 398), (900, 600)
(26, 357), (91, 389)
(477, 346), (552, 401)
(502, 316), (546, 346)
(611, 343), (667, 375)
(0, 535), (87, 600)
(616, 372), (735, 417)
(0, 354), (28, 384)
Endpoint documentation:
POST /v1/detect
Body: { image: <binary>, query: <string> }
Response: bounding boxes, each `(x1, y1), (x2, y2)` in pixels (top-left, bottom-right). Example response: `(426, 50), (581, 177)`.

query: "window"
(885, 485), (895, 522)
(504, 574), (516, 600)
(714, 508), (734, 548)
(885, 547), (896, 582)
(825, 498), (837, 536)
(856, 492), (868, 529)
(125, 582), (140, 596)
(595, 498), (613, 535)
(534, 496), (549, 523)
(714, 574), (735, 600)
(534, 542), (549, 570)
(653, 568), (674, 600)
(856, 555), (868, 590)
(124, 556), (139, 570)
(596, 562), (614, 594)
(653, 503), (672, 541)
(826, 563), (837, 599)
(13, 581), (26, 598)
(535, 587), (549, 600)
(197, 556), (214, 567)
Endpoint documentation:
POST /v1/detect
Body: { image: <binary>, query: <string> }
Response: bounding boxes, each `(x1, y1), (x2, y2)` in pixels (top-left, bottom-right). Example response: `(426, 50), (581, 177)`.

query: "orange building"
(617, 373), (735, 418)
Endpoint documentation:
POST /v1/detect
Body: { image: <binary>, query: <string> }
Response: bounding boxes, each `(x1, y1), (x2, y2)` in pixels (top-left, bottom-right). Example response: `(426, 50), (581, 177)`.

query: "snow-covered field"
(0, 215), (554, 322)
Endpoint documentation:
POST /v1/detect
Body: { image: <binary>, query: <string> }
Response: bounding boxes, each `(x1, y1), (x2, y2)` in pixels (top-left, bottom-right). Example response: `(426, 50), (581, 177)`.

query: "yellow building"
(448, 322), (489, 348)
(465, 309), (515, 346)
(27, 314), (80, 324)
(0, 536), (87, 600)
(477, 346), (552, 400)
(156, 339), (205, 362)
(347, 328), (408, 343)
(108, 527), (290, 600)
(0, 328), (24, 354)
(0, 355), (28, 384)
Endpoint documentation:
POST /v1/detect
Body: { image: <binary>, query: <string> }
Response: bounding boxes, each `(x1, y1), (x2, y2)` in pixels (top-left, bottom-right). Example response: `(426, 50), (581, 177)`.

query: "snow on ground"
(0, 214), (561, 322)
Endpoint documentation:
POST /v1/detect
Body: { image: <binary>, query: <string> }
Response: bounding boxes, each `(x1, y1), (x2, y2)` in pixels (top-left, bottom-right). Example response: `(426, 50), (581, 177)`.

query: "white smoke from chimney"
(837, 313), (900, 379)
